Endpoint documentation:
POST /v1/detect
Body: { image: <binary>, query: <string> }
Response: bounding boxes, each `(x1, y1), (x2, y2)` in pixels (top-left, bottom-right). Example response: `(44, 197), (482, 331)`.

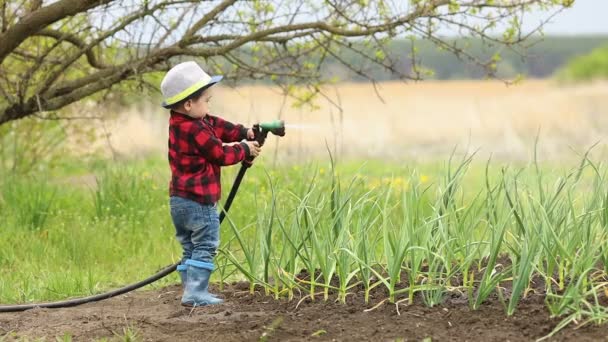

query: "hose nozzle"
(251, 120), (286, 149)
(259, 120), (285, 137)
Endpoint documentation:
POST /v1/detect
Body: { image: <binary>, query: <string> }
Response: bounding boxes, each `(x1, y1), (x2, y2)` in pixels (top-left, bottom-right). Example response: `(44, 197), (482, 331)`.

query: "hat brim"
(162, 75), (223, 108)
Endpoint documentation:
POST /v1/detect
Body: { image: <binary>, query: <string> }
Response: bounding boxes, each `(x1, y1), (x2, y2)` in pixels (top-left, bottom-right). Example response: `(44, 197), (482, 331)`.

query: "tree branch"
(1, 0), (7, 33)
(36, 1), (185, 96)
(181, 0), (237, 45)
(189, 1), (450, 57)
(36, 29), (108, 69)
(0, 0), (114, 63)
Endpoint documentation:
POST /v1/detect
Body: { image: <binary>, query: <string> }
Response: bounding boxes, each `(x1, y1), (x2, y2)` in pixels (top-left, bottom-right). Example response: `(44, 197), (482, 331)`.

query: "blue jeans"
(169, 196), (220, 265)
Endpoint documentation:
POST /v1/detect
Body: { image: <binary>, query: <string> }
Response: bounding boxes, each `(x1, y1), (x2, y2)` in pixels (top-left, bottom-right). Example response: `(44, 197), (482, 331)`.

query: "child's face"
(183, 89), (212, 119)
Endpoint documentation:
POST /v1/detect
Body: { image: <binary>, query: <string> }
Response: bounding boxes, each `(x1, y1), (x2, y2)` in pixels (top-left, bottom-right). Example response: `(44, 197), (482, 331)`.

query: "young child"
(160, 61), (261, 307)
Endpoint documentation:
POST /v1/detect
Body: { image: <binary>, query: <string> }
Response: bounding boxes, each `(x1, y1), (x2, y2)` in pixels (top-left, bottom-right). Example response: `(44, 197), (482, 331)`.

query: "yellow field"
(104, 79), (608, 162)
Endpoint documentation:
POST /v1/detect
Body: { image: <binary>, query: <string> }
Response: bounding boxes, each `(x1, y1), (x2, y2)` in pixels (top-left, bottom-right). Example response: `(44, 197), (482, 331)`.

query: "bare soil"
(1, 282), (606, 342)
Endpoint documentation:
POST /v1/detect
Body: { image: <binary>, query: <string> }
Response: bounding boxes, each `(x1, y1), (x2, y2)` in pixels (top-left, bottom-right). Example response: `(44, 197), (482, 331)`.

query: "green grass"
(1, 153), (607, 337)
(0, 158), (178, 303)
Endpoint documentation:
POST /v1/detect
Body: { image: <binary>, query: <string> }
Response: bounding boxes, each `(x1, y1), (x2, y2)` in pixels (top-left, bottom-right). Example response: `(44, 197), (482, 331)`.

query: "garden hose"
(0, 121), (285, 313)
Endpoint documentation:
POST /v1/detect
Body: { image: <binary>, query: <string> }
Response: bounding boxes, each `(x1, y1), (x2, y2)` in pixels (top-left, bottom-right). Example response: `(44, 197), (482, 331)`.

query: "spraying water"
(284, 123), (322, 130)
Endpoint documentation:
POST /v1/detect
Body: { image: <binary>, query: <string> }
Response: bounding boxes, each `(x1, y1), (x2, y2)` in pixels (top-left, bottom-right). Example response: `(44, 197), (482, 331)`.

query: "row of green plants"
(217, 153), (608, 339)
(0, 154), (607, 339)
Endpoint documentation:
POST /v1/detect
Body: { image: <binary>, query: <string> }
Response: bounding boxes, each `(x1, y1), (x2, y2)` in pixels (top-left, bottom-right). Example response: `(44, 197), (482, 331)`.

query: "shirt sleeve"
(208, 115), (248, 143)
(193, 122), (250, 166)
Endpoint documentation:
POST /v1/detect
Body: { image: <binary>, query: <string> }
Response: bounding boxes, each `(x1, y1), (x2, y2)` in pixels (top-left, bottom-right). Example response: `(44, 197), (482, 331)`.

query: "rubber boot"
(176, 264), (187, 289)
(178, 263), (219, 299)
(181, 259), (223, 307)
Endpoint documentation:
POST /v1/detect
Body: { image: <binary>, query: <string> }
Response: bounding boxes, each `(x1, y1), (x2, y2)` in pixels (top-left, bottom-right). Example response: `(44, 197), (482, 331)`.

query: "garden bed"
(0, 283), (605, 341)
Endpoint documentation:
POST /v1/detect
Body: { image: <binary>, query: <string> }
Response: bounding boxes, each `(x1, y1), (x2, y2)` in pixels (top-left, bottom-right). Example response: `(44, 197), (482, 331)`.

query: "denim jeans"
(169, 196), (220, 265)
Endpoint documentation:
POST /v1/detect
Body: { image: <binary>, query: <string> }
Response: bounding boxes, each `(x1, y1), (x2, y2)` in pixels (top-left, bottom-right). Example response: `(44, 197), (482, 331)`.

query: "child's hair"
(168, 85), (210, 110)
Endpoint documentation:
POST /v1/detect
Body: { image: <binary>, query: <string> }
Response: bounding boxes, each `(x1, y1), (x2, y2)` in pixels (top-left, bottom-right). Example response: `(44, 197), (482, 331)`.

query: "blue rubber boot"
(176, 264), (187, 289)
(177, 263), (220, 299)
(181, 260), (223, 307)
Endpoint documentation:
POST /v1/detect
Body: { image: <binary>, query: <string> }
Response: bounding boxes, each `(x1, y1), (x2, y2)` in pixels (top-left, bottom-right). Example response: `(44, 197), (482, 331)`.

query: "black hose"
(0, 162), (251, 313)
(0, 263), (178, 312)
(220, 162), (249, 223)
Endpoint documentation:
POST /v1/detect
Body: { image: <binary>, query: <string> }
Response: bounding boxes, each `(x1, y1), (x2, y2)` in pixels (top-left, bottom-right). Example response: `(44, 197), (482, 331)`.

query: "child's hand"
(245, 141), (261, 157)
(247, 128), (255, 140)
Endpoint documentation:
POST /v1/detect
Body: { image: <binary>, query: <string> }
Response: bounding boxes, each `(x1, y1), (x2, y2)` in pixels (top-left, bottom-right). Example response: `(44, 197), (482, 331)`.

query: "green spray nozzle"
(259, 120), (284, 131)
(258, 120), (285, 138)
(247, 120), (285, 164)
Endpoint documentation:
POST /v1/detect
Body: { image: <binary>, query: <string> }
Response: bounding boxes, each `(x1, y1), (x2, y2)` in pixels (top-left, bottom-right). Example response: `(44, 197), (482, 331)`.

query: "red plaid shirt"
(168, 111), (250, 204)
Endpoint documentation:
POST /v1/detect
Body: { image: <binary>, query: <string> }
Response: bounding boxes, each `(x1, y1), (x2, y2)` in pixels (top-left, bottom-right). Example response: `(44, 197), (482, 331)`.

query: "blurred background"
(76, 0), (608, 166)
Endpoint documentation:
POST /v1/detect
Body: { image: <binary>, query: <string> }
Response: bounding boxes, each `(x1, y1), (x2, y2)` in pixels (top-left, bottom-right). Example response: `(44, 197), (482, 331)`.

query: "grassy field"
(1, 80), (608, 339)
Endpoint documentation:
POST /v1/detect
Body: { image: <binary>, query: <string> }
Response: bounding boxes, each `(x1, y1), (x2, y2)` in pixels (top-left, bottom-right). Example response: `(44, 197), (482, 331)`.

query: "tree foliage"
(555, 43), (608, 82)
(0, 0), (571, 125)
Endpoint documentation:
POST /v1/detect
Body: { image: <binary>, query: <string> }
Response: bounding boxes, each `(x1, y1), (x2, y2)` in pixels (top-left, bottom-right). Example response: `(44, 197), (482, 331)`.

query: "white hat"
(160, 61), (223, 108)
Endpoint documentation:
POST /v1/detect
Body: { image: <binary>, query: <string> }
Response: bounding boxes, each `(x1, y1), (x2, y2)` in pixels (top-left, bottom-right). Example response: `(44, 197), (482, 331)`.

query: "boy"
(161, 61), (261, 307)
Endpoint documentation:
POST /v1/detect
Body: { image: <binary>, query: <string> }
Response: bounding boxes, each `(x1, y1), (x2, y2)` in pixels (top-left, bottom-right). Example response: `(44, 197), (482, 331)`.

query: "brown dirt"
(0, 282), (606, 342)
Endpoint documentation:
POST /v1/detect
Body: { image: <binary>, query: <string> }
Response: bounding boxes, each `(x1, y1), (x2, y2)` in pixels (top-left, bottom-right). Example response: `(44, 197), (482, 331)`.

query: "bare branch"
(36, 29), (108, 69)
(181, 0), (237, 44)
(188, 31), (319, 45)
